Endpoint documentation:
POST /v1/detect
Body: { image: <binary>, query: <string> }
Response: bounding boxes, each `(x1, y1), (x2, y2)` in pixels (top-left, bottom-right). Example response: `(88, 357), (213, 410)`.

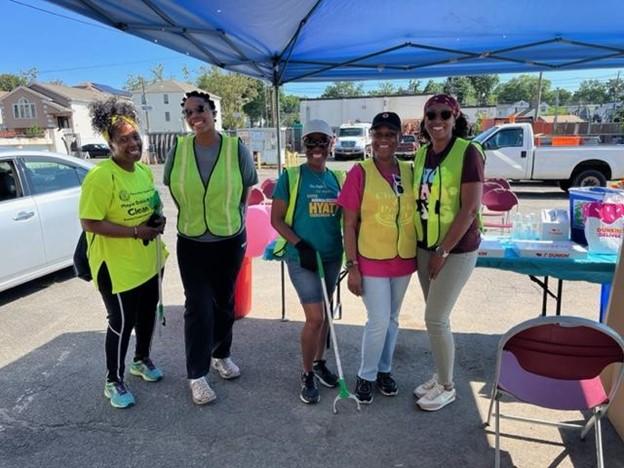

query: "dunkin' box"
(569, 187), (624, 245)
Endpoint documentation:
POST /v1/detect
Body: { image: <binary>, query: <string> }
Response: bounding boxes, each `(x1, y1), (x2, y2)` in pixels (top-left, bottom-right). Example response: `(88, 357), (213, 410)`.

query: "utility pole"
(534, 71), (543, 121)
(141, 78), (151, 134)
(553, 88), (560, 128)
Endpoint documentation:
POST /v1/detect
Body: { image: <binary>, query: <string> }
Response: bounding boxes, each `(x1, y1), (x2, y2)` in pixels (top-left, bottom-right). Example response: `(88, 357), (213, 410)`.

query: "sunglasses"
(303, 139), (330, 149)
(372, 131), (398, 139)
(425, 110), (453, 121)
(182, 105), (215, 118)
(392, 173), (404, 195)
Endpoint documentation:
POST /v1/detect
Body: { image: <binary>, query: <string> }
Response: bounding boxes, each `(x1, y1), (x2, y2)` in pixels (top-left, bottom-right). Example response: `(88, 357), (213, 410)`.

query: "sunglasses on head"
(425, 110), (453, 121)
(303, 138), (330, 149)
(182, 105), (214, 118)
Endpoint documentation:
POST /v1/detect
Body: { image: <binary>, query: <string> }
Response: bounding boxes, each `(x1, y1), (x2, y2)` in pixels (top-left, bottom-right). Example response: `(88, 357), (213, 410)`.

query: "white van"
(334, 122), (372, 160)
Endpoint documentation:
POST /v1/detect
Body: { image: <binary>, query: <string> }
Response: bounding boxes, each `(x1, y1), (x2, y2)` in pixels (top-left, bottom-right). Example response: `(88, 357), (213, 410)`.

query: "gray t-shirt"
(164, 134), (258, 242)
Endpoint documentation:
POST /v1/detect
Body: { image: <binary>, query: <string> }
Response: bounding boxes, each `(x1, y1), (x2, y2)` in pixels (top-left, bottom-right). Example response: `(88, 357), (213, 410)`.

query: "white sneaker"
(211, 357), (241, 380)
(416, 383), (456, 411)
(189, 377), (216, 405)
(413, 374), (438, 399)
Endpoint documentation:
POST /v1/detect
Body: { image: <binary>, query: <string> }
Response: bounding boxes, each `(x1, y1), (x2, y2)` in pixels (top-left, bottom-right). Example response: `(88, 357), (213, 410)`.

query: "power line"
(37, 56), (193, 75)
(8, 0), (113, 30)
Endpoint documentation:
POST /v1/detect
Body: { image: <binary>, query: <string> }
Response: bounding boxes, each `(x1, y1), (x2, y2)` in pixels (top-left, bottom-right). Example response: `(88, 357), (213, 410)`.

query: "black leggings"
(97, 264), (159, 383)
(177, 232), (245, 379)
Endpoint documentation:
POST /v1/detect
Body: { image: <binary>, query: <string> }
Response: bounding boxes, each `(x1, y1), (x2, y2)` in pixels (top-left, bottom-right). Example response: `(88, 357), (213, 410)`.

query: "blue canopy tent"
(46, 0), (624, 318)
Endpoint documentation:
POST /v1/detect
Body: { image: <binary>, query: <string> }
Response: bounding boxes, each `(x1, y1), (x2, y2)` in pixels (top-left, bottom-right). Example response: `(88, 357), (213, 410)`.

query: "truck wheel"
(572, 169), (607, 188)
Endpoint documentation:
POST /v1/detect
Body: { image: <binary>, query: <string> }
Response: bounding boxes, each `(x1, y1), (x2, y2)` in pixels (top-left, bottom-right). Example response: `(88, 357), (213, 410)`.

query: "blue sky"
(3, 0), (624, 98)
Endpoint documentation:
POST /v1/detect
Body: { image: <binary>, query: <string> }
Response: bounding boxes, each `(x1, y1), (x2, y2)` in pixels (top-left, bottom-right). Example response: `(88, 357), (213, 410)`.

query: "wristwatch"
(434, 246), (449, 258)
(345, 259), (359, 270)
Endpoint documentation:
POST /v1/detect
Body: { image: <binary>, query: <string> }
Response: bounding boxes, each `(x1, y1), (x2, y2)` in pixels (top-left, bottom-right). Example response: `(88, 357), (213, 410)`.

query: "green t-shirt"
(273, 164), (343, 262)
(79, 159), (167, 294)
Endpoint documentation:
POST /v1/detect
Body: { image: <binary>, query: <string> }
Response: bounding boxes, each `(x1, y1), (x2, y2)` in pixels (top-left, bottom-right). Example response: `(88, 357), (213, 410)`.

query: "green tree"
(0, 74), (27, 92)
(573, 80), (608, 104)
(196, 66), (258, 129)
(280, 92), (300, 126)
(0, 68), (38, 92)
(320, 81), (365, 98)
(423, 80), (444, 95)
(443, 76), (476, 105)
(467, 75), (499, 105)
(494, 74), (551, 104)
(545, 88), (573, 106)
(124, 63), (168, 91)
(242, 80), (268, 126)
(606, 77), (624, 102)
(368, 81), (396, 96)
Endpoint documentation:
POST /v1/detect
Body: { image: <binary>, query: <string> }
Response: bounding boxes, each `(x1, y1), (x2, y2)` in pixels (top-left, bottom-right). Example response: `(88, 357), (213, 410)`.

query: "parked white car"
(473, 123), (624, 190)
(0, 151), (93, 293)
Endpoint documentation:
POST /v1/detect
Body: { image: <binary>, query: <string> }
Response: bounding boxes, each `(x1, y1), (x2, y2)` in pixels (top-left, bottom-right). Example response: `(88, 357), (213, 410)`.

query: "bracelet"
(133, 226), (138, 239)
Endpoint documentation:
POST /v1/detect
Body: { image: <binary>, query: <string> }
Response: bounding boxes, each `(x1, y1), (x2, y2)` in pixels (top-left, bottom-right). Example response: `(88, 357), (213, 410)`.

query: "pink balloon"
(245, 205), (272, 257)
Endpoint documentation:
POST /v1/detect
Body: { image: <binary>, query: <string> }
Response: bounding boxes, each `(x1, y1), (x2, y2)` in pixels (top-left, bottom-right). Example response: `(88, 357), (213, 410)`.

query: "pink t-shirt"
(337, 163), (417, 278)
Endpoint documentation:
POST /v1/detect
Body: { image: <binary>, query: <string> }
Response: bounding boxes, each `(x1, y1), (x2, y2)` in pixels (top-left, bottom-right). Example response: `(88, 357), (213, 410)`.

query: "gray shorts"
(286, 258), (342, 304)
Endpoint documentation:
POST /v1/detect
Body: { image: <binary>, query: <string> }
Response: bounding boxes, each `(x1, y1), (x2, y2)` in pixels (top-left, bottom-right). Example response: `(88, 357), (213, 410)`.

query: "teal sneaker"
(104, 381), (135, 409)
(129, 358), (163, 382)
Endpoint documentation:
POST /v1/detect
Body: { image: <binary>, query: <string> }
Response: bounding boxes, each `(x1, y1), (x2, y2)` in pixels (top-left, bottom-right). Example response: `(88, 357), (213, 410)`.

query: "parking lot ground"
(1, 162), (623, 468)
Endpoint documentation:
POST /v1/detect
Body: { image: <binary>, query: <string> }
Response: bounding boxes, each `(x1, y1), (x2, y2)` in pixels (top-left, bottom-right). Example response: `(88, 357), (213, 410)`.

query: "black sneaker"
(376, 372), (398, 396)
(313, 360), (338, 388)
(354, 376), (374, 404)
(300, 371), (320, 404)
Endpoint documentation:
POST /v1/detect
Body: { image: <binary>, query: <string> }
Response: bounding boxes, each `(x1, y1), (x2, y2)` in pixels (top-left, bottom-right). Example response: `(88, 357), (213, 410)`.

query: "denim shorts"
(286, 258), (342, 304)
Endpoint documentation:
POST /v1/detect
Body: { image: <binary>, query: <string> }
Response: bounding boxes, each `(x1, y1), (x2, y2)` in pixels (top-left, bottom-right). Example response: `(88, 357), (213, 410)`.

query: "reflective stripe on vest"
(168, 134), (243, 237)
(358, 159), (417, 260)
(413, 138), (483, 247)
(272, 165), (345, 257)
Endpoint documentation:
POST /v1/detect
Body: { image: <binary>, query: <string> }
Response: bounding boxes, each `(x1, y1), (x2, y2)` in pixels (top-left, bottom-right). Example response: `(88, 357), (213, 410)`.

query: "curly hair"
(419, 113), (469, 142)
(181, 90), (216, 110)
(89, 97), (139, 140)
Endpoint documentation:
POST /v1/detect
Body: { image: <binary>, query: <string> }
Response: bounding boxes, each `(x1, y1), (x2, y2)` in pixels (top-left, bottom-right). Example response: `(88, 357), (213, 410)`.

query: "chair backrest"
(483, 181), (503, 195)
(260, 178), (277, 198)
(482, 188), (518, 212)
(247, 187), (266, 206)
(487, 177), (511, 190)
(501, 316), (624, 381)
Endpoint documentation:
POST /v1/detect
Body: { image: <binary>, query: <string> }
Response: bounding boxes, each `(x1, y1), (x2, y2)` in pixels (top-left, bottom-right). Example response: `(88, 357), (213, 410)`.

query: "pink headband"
(424, 94), (461, 117)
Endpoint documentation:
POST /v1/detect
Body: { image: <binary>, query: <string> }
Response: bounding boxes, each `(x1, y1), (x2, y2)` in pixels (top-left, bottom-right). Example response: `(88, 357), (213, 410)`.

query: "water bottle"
(511, 213), (522, 240)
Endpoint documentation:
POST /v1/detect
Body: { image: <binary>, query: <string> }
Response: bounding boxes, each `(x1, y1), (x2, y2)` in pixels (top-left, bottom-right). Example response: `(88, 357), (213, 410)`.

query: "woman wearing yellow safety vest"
(412, 94), (484, 412)
(80, 98), (167, 409)
(164, 91), (258, 405)
(338, 112), (417, 404)
(270, 119), (344, 404)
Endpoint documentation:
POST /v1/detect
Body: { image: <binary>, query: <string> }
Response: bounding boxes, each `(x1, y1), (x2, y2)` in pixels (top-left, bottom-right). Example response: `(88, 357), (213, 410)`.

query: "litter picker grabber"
(316, 252), (360, 414)
(147, 191), (165, 330)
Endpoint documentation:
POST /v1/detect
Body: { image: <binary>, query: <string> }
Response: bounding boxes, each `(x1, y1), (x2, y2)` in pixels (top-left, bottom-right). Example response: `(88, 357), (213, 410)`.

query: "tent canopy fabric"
(47, 0), (624, 84)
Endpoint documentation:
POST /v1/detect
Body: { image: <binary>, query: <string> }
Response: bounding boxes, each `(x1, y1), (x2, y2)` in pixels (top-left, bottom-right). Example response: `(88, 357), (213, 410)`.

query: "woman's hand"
(136, 223), (161, 241)
(347, 269), (363, 296)
(428, 254), (447, 280)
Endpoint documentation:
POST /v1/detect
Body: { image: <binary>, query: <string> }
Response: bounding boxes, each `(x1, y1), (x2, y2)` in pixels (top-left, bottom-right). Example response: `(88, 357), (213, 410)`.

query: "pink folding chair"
(481, 188), (518, 232)
(260, 178), (277, 199)
(485, 316), (624, 468)
(486, 177), (512, 190)
(483, 181), (504, 195)
(247, 187), (266, 206)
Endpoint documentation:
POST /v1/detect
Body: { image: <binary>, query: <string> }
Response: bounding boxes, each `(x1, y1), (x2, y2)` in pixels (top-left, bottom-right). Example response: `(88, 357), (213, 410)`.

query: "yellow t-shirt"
(79, 159), (168, 294)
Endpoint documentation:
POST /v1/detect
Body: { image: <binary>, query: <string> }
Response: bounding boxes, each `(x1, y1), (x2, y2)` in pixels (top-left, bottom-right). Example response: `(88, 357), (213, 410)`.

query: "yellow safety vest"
(168, 134), (243, 237)
(358, 158), (417, 260)
(272, 165), (345, 257)
(413, 138), (484, 247)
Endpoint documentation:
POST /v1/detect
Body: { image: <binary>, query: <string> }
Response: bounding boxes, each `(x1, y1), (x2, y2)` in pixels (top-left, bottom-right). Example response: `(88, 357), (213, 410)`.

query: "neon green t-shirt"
(79, 159), (168, 294)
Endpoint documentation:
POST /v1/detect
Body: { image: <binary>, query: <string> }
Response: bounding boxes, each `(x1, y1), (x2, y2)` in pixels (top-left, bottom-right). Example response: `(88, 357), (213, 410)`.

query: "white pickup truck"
(473, 123), (624, 191)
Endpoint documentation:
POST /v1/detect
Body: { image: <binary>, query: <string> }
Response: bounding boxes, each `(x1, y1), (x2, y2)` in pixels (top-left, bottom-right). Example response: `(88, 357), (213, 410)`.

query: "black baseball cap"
(371, 112), (401, 132)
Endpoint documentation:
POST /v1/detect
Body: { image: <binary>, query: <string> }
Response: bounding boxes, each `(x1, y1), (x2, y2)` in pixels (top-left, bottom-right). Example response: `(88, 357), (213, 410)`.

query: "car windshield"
(473, 126), (498, 144)
(339, 128), (364, 137)
(400, 135), (415, 143)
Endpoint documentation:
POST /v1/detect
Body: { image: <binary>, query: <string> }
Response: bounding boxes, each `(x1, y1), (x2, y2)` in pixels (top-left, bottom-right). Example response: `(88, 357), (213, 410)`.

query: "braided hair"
(89, 97), (139, 142)
(181, 90), (216, 111)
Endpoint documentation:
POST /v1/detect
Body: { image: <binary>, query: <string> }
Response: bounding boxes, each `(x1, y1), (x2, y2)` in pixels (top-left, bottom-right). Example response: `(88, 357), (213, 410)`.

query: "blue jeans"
(358, 274), (412, 381)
